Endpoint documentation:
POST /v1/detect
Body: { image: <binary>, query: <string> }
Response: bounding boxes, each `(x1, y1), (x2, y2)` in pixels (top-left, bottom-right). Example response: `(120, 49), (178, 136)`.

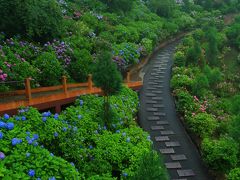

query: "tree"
(148, 0), (176, 18)
(93, 51), (122, 128)
(100, 0), (135, 12)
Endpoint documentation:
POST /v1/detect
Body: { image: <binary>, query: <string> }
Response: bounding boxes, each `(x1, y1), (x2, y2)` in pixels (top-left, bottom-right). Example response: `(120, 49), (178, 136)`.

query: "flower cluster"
(44, 40), (72, 66)
(192, 96), (208, 116)
(0, 68), (8, 81)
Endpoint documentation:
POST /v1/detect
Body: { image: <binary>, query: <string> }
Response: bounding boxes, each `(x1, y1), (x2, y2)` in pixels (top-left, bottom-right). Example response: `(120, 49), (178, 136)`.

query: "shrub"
(201, 137), (238, 173)
(171, 74), (193, 90)
(228, 168), (240, 180)
(67, 49), (93, 82)
(189, 113), (217, 138)
(132, 150), (169, 180)
(114, 25), (140, 43)
(173, 51), (186, 67)
(34, 52), (65, 86)
(140, 38), (153, 55)
(0, 0), (63, 41)
(192, 73), (209, 97)
(100, 0), (135, 12)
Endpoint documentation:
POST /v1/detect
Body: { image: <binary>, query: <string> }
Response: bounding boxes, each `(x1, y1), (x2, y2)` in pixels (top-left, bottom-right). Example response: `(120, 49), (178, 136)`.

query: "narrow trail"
(138, 41), (211, 180)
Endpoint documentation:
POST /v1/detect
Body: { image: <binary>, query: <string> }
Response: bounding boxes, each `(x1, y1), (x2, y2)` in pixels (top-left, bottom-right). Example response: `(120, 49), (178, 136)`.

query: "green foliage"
(229, 116), (240, 145)
(186, 41), (202, 66)
(0, 0), (63, 41)
(202, 137), (238, 173)
(132, 150), (169, 180)
(203, 65), (222, 88)
(100, 0), (135, 12)
(141, 38), (153, 55)
(114, 25), (140, 43)
(34, 52), (65, 86)
(228, 168), (240, 180)
(189, 113), (217, 138)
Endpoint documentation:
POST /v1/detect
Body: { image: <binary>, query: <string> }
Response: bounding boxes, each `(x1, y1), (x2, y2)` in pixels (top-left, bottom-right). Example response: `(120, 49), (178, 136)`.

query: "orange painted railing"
(0, 73), (142, 115)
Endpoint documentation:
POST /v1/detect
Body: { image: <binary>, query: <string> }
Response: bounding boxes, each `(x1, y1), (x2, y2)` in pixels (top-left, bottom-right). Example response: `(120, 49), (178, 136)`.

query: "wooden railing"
(0, 72), (142, 115)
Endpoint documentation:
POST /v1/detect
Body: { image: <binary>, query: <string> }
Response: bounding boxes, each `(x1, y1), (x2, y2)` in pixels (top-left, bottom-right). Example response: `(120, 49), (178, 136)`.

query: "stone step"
(146, 93), (156, 97)
(165, 141), (180, 147)
(146, 100), (158, 104)
(156, 121), (169, 125)
(155, 136), (169, 142)
(152, 97), (163, 100)
(146, 87), (157, 90)
(147, 108), (158, 112)
(171, 154), (187, 161)
(161, 130), (175, 135)
(165, 162), (182, 169)
(154, 112), (166, 116)
(153, 104), (165, 108)
(177, 170), (195, 177)
(160, 148), (175, 154)
(147, 116), (160, 121)
(151, 90), (163, 94)
(151, 125), (164, 130)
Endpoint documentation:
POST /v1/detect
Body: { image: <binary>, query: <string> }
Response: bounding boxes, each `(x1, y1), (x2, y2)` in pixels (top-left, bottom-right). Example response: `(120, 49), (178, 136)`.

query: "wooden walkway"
(0, 74), (142, 115)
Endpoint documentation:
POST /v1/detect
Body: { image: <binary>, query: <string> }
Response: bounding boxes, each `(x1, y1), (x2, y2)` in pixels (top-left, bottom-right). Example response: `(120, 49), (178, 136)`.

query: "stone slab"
(146, 87), (157, 90)
(151, 125), (164, 130)
(160, 148), (175, 154)
(152, 97), (163, 100)
(148, 82), (158, 85)
(152, 91), (163, 94)
(146, 93), (156, 97)
(153, 104), (165, 108)
(146, 100), (158, 104)
(148, 116), (160, 121)
(156, 121), (169, 125)
(161, 130), (174, 135)
(171, 155), (187, 161)
(165, 141), (180, 147)
(165, 162), (182, 169)
(177, 170), (195, 177)
(154, 112), (166, 116)
(155, 136), (170, 142)
(147, 108), (158, 112)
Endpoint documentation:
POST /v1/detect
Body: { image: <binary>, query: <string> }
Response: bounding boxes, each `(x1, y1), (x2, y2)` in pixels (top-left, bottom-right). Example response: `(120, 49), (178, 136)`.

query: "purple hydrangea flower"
(28, 139), (33, 145)
(0, 152), (5, 159)
(28, 169), (35, 177)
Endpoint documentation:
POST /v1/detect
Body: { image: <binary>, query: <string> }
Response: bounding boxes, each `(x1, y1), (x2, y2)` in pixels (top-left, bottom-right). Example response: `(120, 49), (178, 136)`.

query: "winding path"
(139, 41), (211, 180)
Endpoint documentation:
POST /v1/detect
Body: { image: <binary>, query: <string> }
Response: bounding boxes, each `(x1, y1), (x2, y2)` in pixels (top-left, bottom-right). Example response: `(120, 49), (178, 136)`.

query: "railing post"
(25, 78), (32, 101)
(126, 72), (131, 83)
(62, 76), (67, 94)
(88, 74), (93, 92)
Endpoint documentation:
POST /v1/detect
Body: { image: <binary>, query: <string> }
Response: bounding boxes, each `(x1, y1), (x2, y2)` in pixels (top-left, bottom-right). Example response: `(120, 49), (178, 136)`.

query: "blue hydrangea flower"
(37, 178), (41, 180)
(15, 116), (20, 121)
(78, 115), (82, 120)
(89, 145), (93, 150)
(54, 132), (58, 137)
(116, 130), (120, 133)
(12, 138), (20, 146)
(53, 113), (59, 120)
(122, 172), (128, 177)
(6, 122), (14, 130)
(0, 121), (6, 128)
(42, 117), (47, 122)
(122, 132), (126, 136)
(0, 132), (3, 139)
(50, 153), (54, 156)
(70, 162), (75, 166)
(33, 142), (38, 146)
(28, 169), (35, 177)
(62, 127), (67, 132)
(126, 137), (131, 142)
(28, 139), (33, 145)
(26, 131), (30, 135)
(26, 152), (31, 157)
(21, 116), (26, 121)
(79, 100), (84, 106)
(3, 114), (10, 120)
(33, 134), (39, 140)
(49, 177), (56, 180)
(73, 127), (78, 132)
(0, 152), (5, 159)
